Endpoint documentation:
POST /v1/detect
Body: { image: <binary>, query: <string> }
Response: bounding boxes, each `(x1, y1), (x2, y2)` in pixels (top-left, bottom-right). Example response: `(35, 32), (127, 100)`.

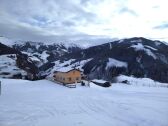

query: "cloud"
(0, 13), (114, 47)
(118, 7), (138, 16)
(61, 21), (76, 27)
(0, 0), (168, 45)
(153, 23), (168, 30)
(0, 0), (98, 41)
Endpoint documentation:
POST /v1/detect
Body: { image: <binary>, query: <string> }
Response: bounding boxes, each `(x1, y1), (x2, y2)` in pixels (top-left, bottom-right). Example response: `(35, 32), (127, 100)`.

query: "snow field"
(0, 79), (168, 126)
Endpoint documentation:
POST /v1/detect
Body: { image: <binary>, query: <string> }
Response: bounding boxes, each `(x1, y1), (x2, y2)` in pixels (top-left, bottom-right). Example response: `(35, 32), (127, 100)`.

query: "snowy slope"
(0, 55), (27, 78)
(1, 36), (168, 83)
(115, 75), (168, 87)
(106, 58), (128, 69)
(22, 51), (48, 66)
(55, 58), (91, 72)
(0, 36), (15, 46)
(130, 43), (157, 59)
(0, 79), (168, 126)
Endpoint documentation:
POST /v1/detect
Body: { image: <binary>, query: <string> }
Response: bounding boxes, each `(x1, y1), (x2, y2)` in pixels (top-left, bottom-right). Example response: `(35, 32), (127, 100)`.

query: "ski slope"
(0, 79), (168, 126)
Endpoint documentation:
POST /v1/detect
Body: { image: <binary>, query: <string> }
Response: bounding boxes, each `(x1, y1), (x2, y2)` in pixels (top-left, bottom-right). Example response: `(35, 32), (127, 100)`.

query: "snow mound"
(92, 79), (107, 83)
(115, 75), (168, 87)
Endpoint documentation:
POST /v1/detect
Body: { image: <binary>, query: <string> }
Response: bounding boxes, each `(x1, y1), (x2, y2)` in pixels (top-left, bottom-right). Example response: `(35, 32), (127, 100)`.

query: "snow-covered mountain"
(0, 36), (168, 83)
(50, 37), (168, 83)
(0, 36), (15, 46)
(0, 37), (82, 79)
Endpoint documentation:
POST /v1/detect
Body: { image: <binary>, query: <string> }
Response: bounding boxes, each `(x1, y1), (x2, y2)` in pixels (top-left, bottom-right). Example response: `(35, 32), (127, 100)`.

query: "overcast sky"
(0, 0), (168, 46)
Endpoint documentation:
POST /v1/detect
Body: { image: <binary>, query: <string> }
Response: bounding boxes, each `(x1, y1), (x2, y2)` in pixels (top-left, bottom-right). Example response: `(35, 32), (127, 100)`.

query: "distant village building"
(53, 68), (81, 84)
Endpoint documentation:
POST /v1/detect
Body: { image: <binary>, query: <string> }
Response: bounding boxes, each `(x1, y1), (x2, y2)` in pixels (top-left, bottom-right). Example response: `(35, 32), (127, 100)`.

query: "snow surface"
(109, 43), (112, 49)
(41, 51), (49, 63)
(22, 52), (43, 66)
(131, 39), (142, 43)
(0, 36), (14, 46)
(0, 78), (168, 126)
(116, 75), (168, 88)
(55, 67), (77, 72)
(118, 39), (124, 43)
(0, 36), (24, 46)
(154, 41), (162, 46)
(144, 45), (158, 51)
(0, 55), (26, 78)
(92, 79), (108, 83)
(28, 56), (41, 63)
(51, 59), (76, 73)
(106, 58), (128, 69)
(49, 58), (92, 76)
(130, 43), (157, 59)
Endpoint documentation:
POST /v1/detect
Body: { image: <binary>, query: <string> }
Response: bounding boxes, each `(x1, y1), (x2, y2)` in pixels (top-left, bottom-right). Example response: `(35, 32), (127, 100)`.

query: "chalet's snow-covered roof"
(54, 67), (80, 73)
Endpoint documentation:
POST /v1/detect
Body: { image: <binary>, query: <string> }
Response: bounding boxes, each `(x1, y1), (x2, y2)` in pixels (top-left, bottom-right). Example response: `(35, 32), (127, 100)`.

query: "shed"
(91, 79), (111, 87)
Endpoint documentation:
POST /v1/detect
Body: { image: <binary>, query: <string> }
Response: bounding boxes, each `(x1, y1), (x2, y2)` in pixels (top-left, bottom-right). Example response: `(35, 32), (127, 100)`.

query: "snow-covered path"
(0, 79), (168, 126)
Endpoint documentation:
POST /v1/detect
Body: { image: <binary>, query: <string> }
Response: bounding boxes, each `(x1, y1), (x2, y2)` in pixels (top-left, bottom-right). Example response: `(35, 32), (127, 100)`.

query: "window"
(73, 71), (75, 74)
(68, 77), (71, 81)
(63, 78), (65, 81)
(76, 77), (79, 80)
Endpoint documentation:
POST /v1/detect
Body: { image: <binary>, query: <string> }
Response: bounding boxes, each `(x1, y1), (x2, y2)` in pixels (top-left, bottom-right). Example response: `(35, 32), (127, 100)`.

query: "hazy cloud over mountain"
(0, 0), (168, 46)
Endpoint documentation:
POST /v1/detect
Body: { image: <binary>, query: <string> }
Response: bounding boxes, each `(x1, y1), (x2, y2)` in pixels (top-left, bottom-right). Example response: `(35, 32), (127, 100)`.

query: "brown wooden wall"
(53, 70), (81, 84)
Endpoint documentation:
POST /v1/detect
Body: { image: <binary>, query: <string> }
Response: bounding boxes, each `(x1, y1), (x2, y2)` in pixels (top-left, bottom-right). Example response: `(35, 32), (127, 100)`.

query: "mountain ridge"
(0, 36), (168, 83)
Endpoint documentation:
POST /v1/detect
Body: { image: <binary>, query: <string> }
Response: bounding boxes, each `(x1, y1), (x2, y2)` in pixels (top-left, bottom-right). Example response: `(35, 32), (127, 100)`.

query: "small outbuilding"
(91, 79), (111, 87)
(53, 67), (81, 85)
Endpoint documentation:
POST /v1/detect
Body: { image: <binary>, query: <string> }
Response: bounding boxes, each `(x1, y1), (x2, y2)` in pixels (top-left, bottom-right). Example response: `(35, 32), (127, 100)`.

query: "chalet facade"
(53, 68), (81, 84)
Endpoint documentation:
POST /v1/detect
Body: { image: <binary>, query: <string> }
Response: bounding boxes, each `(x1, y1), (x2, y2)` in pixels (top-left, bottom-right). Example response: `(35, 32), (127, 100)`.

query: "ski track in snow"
(0, 79), (168, 126)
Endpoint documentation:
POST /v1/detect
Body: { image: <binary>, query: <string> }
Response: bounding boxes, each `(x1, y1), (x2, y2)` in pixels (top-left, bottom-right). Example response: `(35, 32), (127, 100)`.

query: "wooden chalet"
(53, 68), (81, 85)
